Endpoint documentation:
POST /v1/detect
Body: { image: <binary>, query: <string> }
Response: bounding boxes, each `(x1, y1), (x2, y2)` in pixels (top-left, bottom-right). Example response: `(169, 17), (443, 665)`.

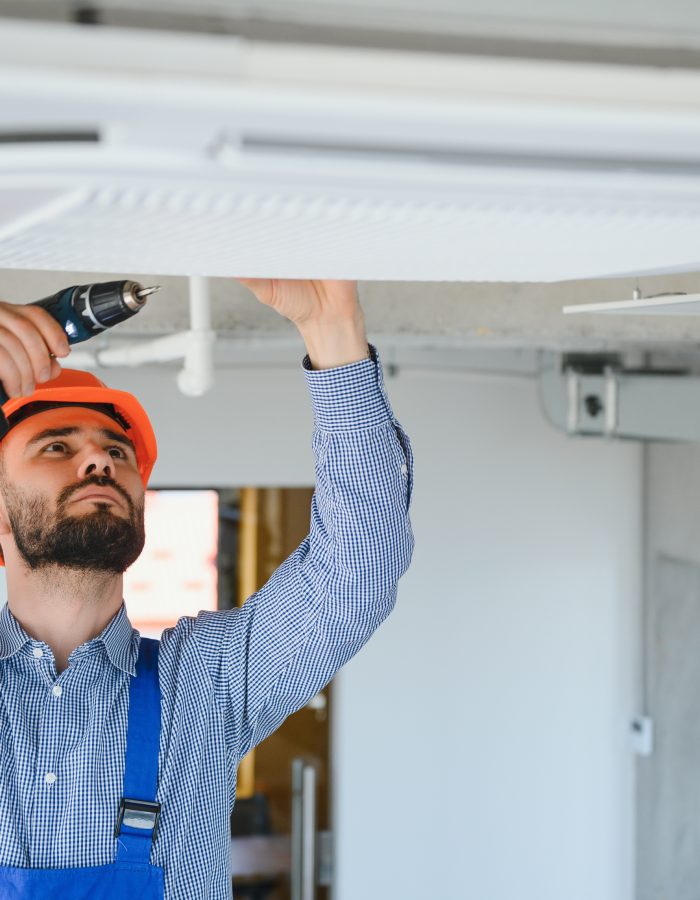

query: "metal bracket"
(539, 353), (700, 442)
(562, 357), (623, 439)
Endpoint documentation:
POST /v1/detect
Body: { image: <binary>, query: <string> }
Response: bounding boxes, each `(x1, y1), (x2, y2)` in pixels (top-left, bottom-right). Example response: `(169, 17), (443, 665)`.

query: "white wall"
(73, 357), (641, 898)
(327, 368), (642, 900)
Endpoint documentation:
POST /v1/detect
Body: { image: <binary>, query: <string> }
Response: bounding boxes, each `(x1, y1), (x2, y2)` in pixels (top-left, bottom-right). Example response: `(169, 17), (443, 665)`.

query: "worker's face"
(0, 407), (145, 573)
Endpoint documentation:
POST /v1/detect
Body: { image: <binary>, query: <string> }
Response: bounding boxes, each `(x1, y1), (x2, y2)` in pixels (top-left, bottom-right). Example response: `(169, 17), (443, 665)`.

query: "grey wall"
(331, 367), (641, 900)
(638, 443), (700, 898)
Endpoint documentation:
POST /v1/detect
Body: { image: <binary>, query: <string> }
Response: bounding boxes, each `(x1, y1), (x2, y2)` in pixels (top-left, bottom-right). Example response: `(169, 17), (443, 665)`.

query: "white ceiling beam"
(2, 16), (700, 111)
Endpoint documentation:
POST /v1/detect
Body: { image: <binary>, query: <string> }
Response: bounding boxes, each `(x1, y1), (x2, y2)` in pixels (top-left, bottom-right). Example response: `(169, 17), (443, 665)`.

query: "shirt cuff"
(302, 343), (395, 431)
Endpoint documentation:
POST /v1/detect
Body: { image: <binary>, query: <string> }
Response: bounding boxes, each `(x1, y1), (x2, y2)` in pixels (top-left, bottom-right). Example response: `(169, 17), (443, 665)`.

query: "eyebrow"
(25, 426), (137, 456)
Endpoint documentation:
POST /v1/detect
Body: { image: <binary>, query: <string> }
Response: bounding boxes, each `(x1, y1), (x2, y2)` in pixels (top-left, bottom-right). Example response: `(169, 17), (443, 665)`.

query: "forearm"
(302, 346), (414, 599)
(296, 310), (369, 370)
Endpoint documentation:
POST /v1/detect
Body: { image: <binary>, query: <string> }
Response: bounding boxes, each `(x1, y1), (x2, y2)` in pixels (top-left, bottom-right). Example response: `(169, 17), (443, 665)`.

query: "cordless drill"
(0, 279), (160, 436)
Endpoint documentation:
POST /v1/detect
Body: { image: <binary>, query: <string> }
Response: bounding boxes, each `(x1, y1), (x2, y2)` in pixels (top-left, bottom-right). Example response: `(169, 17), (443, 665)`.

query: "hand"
(0, 302), (70, 398)
(238, 279), (368, 369)
(236, 279), (360, 328)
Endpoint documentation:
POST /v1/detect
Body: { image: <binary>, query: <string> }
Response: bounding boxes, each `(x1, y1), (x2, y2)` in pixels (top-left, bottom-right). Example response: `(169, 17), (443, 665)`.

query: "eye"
(40, 442), (129, 461)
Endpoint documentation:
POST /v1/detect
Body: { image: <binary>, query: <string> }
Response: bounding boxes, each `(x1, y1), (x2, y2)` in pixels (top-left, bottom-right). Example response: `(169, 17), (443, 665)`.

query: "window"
(124, 489), (219, 638)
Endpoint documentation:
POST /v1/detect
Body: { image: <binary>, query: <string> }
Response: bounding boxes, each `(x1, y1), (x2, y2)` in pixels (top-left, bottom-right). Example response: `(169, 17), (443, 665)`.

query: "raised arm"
(181, 280), (415, 759)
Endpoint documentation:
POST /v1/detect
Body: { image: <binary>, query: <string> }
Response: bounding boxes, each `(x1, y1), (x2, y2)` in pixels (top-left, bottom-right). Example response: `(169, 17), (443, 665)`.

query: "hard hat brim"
(2, 381), (157, 487)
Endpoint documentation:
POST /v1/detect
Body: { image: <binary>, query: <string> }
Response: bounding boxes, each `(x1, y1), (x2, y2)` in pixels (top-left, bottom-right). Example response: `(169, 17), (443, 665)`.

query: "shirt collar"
(0, 601), (137, 676)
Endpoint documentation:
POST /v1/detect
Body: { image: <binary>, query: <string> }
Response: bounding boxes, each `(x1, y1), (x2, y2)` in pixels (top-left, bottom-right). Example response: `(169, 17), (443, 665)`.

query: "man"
(0, 278), (414, 899)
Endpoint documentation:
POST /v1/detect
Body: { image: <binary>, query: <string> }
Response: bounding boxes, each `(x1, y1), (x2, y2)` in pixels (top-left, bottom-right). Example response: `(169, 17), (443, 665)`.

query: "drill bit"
(135, 285), (160, 299)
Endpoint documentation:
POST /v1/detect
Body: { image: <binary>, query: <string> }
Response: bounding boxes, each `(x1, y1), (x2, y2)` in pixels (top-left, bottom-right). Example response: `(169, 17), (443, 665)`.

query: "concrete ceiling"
(3, 268), (700, 356)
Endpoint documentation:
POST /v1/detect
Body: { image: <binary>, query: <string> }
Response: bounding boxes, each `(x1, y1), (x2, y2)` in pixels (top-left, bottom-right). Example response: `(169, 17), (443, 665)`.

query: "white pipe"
(188, 275), (212, 331)
(176, 276), (216, 397)
(96, 332), (191, 366)
(177, 330), (216, 396)
(64, 332), (302, 373)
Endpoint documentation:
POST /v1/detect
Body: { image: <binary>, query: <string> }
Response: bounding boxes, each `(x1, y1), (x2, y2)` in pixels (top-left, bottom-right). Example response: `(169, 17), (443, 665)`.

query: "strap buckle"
(114, 798), (161, 841)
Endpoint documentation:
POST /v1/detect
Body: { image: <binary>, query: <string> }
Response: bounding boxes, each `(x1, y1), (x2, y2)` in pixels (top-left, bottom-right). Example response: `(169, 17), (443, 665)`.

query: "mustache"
(57, 474), (134, 513)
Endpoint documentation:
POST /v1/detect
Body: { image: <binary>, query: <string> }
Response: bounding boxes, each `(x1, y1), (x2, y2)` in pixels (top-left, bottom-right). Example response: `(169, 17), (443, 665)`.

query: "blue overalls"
(0, 637), (164, 899)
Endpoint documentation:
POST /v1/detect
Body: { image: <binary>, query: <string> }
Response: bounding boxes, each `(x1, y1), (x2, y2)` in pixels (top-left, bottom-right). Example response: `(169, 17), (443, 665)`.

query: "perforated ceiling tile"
(2, 179), (700, 281)
(0, 188), (85, 242)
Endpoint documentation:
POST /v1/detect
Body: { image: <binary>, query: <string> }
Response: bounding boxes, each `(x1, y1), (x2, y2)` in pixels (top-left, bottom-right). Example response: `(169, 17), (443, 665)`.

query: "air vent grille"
(2, 182), (700, 280)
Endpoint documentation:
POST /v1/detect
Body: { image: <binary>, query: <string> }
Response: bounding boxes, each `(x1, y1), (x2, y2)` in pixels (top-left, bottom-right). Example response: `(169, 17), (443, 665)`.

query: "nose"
(76, 443), (113, 481)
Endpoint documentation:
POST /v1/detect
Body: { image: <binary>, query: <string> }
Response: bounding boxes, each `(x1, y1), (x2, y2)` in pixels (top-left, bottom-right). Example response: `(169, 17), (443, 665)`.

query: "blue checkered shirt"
(0, 345), (414, 899)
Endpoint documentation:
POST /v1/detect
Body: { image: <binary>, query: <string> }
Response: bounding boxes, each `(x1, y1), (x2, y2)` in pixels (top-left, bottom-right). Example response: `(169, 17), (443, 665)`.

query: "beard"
(1, 474), (145, 574)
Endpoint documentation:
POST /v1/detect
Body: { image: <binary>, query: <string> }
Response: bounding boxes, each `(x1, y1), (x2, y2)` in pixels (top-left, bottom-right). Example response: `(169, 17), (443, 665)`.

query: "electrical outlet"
(630, 716), (654, 756)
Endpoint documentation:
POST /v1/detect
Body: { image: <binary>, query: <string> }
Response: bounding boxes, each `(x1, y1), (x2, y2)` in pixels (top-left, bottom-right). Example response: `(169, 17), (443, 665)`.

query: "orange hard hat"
(0, 369), (157, 487)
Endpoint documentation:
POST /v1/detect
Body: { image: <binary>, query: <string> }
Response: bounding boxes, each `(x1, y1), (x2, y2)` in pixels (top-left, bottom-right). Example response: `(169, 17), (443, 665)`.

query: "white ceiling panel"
(3, 21), (700, 280)
(3, 171), (700, 281)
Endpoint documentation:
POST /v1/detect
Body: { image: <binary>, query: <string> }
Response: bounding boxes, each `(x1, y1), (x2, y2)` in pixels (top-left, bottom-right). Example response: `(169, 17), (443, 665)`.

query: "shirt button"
(400, 464), (408, 476)
(44, 772), (56, 785)
(32, 648), (43, 659)
(51, 685), (62, 698)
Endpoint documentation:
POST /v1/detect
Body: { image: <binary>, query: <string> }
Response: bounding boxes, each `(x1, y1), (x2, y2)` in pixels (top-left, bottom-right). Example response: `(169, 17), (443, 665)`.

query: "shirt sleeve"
(188, 343), (414, 761)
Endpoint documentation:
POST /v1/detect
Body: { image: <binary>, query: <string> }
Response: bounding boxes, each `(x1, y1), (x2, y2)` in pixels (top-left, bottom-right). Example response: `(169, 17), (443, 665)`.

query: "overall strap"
(115, 636), (161, 865)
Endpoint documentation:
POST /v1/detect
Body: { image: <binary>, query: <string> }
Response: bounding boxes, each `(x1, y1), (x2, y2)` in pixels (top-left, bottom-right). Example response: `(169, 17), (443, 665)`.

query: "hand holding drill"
(0, 280), (159, 436)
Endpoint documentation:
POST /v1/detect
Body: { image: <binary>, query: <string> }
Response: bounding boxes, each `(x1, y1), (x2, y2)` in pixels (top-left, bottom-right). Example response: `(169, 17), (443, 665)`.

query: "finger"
(237, 278), (275, 305)
(48, 357), (62, 381)
(0, 334), (33, 399)
(19, 305), (71, 358)
(2, 311), (63, 388)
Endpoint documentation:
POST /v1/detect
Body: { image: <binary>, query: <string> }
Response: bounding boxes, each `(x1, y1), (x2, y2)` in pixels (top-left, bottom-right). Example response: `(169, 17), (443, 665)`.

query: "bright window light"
(124, 489), (219, 638)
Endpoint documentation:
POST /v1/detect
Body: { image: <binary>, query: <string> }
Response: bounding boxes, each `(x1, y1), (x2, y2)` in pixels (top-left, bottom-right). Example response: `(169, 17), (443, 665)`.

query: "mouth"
(71, 489), (124, 508)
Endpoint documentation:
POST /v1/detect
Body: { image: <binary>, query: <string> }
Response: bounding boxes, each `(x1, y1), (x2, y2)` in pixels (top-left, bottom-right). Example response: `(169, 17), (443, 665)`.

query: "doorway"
(229, 487), (331, 900)
(124, 486), (332, 898)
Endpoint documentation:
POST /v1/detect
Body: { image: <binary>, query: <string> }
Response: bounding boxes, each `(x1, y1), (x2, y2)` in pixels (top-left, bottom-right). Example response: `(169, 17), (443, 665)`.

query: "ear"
(0, 512), (10, 538)
(0, 487), (11, 538)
